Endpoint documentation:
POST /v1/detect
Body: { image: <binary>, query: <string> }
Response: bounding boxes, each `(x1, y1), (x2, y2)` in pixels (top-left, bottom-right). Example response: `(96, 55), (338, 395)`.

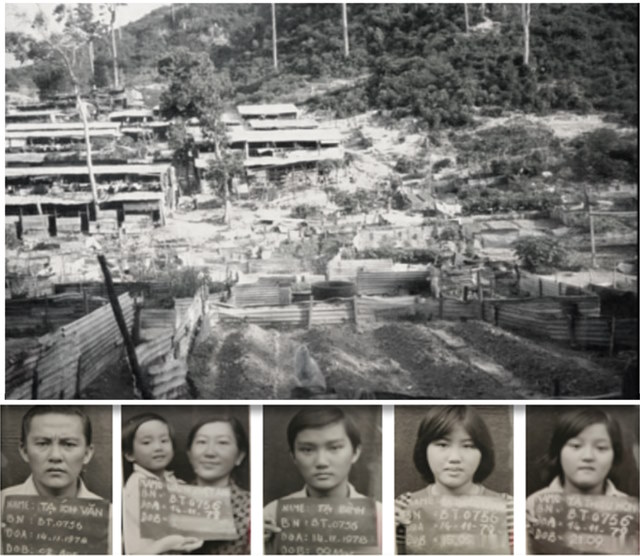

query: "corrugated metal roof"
(237, 103), (299, 117)
(248, 119), (318, 130)
(6, 129), (121, 139)
(5, 193), (93, 206)
(6, 122), (120, 133)
(6, 109), (62, 117)
(109, 109), (154, 119)
(106, 191), (164, 202)
(229, 128), (342, 144)
(6, 163), (171, 177)
(243, 147), (344, 168)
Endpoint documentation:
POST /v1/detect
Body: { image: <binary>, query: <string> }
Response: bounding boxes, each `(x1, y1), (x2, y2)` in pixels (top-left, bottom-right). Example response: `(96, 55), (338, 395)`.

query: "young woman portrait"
(395, 405), (513, 555)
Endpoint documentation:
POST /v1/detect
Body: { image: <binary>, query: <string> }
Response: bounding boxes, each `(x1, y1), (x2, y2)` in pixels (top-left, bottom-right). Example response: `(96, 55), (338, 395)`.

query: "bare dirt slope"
(187, 319), (622, 399)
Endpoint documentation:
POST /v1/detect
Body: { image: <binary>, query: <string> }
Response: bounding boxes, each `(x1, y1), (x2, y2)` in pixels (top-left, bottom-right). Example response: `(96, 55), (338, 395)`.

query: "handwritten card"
(405, 494), (510, 555)
(139, 479), (238, 541)
(529, 493), (639, 555)
(274, 497), (379, 555)
(1, 495), (110, 555)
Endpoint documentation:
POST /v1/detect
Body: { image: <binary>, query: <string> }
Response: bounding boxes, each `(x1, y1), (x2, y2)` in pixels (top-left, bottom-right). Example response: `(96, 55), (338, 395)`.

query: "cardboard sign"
(138, 479), (238, 541)
(405, 494), (510, 555)
(274, 497), (379, 555)
(1, 495), (110, 555)
(529, 493), (639, 555)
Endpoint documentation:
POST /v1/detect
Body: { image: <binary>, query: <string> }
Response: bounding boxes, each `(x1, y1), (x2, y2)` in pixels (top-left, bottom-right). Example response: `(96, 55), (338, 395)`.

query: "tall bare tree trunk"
(88, 39), (95, 80)
(342, 3), (349, 58)
(522, 3), (531, 66)
(76, 87), (100, 217)
(464, 4), (470, 33)
(109, 6), (120, 87)
(215, 138), (231, 225)
(271, 3), (278, 72)
(480, 3), (486, 19)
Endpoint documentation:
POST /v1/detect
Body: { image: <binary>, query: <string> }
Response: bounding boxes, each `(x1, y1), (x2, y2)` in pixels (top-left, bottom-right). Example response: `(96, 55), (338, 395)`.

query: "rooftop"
(237, 103), (299, 117)
(6, 163), (171, 178)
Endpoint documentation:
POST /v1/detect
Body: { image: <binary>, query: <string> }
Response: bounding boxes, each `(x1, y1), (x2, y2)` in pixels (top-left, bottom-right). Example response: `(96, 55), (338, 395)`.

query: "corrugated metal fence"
(134, 288), (207, 399)
(6, 293), (134, 399)
(6, 293), (107, 337)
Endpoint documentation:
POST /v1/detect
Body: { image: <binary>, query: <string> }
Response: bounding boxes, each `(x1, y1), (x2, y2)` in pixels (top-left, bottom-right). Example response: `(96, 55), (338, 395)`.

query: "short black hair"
(413, 406), (495, 484)
(547, 407), (623, 485)
(287, 407), (361, 452)
(122, 413), (174, 456)
(21, 406), (92, 445)
(187, 416), (249, 457)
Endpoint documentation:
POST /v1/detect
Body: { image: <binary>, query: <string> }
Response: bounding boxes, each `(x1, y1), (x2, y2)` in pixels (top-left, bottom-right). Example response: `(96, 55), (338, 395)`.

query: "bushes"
(291, 204), (321, 219)
(570, 128), (638, 184)
(356, 248), (439, 264)
(512, 236), (568, 273)
(460, 189), (561, 216)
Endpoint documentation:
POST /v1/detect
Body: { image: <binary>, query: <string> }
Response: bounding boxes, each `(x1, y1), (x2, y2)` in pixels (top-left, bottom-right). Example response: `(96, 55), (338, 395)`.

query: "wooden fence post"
(83, 287), (89, 315)
(568, 314), (577, 348)
(43, 295), (50, 331)
(352, 296), (359, 327)
(609, 317), (616, 356)
(98, 254), (152, 399)
(308, 299), (314, 329)
(477, 270), (484, 302)
(438, 293), (444, 319)
(538, 278), (543, 297)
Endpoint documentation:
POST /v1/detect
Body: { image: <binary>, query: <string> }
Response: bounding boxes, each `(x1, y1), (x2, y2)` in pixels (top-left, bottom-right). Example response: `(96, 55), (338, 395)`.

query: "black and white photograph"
(4, 3), (638, 401)
(0, 405), (113, 555)
(395, 405), (513, 555)
(526, 405), (640, 555)
(120, 405), (250, 555)
(263, 405), (382, 554)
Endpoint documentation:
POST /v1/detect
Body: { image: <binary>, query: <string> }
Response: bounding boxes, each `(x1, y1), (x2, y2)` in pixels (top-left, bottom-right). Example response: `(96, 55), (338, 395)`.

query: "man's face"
(20, 413), (94, 497)
(292, 421), (361, 497)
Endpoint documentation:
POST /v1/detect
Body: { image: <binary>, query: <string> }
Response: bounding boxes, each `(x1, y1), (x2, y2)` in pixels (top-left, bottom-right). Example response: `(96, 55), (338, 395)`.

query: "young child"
(122, 413), (203, 555)
(395, 406), (513, 554)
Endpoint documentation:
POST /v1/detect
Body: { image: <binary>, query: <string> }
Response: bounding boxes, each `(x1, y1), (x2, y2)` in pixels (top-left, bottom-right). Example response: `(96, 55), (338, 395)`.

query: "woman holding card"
(185, 416), (250, 555)
(395, 405), (513, 555)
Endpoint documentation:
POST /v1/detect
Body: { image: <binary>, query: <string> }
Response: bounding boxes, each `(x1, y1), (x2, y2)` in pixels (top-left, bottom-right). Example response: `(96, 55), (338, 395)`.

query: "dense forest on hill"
(6, 3), (638, 126)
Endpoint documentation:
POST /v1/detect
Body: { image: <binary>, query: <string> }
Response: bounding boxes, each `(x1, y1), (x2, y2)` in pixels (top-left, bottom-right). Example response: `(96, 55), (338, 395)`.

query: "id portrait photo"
(0, 405), (113, 555)
(526, 405), (640, 555)
(121, 406), (250, 555)
(395, 405), (514, 555)
(263, 405), (382, 555)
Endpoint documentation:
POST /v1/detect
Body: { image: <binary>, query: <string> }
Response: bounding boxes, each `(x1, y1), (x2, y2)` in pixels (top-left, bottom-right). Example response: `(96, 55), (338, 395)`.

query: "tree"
(342, 3), (349, 58)
(271, 3), (278, 72)
(107, 4), (120, 87)
(464, 4), (470, 34)
(522, 3), (531, 66)
(7, 6), (102, 215)
(158, 48), (236, 223)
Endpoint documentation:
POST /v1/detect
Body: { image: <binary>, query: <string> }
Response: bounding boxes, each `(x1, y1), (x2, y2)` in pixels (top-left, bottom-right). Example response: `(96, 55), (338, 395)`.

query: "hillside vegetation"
(7, 4), (638, 126)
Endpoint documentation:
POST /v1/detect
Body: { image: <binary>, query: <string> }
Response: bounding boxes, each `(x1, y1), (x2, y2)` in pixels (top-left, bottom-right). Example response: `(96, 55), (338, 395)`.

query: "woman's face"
(188, 422), (245, 487)
(128, 420), (174, 474)
(426, 423), (482, 494)
(560, 423), (614, 494)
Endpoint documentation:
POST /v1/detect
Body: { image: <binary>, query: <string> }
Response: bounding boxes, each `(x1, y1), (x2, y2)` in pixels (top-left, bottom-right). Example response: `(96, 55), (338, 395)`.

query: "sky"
(5, 3), (167, 67)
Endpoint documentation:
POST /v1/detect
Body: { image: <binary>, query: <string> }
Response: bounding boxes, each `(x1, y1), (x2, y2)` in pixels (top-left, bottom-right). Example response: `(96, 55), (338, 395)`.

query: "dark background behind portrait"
(395, 405), (513, 496)
(121, 406), (250, 490)
(1, 405), (113, 501)
(264, 406), (382, 504)
(527, 405), (639, 496)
